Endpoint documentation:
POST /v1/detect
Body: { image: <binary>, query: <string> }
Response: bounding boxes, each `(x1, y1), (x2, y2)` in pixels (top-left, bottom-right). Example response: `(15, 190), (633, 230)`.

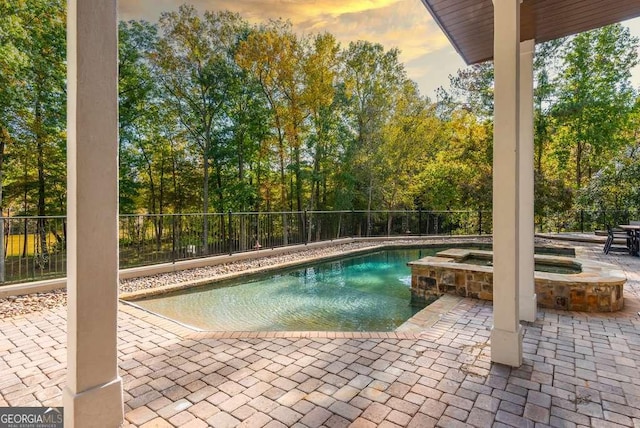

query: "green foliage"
(1, 0), (66, 217)
(576, 100), (640, 211)
(552, 24), (638, 189)
(118, 20), (159, 213)
(2, 2), (640, 229)
(338, 40), (408, 211)
(413, 110), (492, 210)
(437, 24), (640, 221)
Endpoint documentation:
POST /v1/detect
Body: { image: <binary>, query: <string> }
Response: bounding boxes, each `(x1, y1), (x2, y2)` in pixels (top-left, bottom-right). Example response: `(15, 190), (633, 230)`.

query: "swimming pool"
(132, 248), (440, 332)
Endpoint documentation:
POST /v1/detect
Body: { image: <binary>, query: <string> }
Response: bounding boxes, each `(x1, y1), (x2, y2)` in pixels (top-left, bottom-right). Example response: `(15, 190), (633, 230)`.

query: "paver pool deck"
(1, 243), (639, 427)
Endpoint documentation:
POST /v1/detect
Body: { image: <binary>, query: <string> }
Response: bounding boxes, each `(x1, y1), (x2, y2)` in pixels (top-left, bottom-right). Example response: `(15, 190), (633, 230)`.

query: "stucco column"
(491, 0), (523, 367)
(63, 0), (124, 426)
(519, 39), (536, 322)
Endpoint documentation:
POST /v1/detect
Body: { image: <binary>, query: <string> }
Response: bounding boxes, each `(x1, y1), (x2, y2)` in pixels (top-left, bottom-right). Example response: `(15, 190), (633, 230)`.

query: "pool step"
(395, 294), (463, 334)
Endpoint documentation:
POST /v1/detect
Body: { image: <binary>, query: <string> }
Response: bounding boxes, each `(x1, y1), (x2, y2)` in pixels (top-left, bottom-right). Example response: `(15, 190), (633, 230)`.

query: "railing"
(536, 209), (640, 234)
(117, 210), (489, 269)
(0, 215), (67, 285)
(0, 208), (636, 285)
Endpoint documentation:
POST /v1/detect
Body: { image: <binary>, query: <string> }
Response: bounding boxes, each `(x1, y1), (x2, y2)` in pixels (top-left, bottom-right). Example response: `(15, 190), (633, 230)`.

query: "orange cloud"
(118, 0), (459, 95)
(120, 0), (404, 23)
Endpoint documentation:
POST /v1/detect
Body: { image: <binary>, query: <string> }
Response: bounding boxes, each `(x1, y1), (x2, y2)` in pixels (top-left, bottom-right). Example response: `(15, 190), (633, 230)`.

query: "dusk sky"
(119, 0), (640, 99)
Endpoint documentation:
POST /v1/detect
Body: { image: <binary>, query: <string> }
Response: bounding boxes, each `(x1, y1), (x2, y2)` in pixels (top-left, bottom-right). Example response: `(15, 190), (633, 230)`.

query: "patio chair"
(603, 226), (630, 255)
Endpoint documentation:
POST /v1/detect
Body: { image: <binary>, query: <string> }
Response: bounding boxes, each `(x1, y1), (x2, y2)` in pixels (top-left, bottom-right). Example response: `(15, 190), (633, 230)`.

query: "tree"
(118, 20), (159, 213)
(303, 33), (341, 214)
(339, 41), (406, 232)
(0, 1), (30, 279)
(439, 62), (494, 119)
(154, 6), (246, 250)
(221, 64), (271, 213)
(1, 0), (66, 267)
(237, 20), (308, 212)
(533, 39), (565, 176)
(378, 81), (436, 218)
(413, 110), (492, 212)
(553, 24), (639, 190)
(237, 20), (311, 244)
(577, 97), (640, 213)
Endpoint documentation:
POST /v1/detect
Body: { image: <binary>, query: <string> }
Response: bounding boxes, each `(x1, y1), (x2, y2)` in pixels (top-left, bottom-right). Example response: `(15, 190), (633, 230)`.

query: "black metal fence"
(0, 209), (636, 284)
(536, 209), (640, 234)
(0, 215), (67, 285)
(117, 210), (488, 269)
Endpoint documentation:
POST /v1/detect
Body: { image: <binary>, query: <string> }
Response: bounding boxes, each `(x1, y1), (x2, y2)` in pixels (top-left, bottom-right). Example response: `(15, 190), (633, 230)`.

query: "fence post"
(418, 208), (422, 236)
(0, 216), (4, 282)
(580, 210), (584, 233)
(478, 209), (483, 235)
(303, 210), (308, 245)
(171, 215), (176, 264)
(351, 210), (355, 238)
(386, 211), (390, 236)
(228, 210), (233, 256)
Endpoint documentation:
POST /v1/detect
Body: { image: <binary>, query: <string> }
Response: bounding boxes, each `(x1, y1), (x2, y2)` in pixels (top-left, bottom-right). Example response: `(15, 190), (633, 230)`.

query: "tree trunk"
(202, 141), (209, 254)
(156, 157), (166, 252)
(35, 97), (49, 267)
(277, 130), (288, 245)
(0, 128), (6, 281)
(170, 138), (181, 258)
(214, 160), (224, 212)
(576, 141), (583, 189)
(367, 174), (374, 236)
(294, 144), (302, 212)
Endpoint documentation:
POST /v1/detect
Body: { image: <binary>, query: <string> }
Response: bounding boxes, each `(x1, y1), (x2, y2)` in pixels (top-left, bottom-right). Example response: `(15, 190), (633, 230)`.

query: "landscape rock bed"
(0, 289), (67, 319)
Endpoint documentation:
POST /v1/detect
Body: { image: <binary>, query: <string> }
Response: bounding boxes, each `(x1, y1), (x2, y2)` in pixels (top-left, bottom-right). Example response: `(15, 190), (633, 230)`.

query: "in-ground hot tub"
(408, 248), (626, 312)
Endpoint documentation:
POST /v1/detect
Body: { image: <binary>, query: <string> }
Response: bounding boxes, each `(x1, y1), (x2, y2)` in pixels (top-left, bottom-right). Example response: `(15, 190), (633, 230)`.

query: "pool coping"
(408, 248), (627, 284)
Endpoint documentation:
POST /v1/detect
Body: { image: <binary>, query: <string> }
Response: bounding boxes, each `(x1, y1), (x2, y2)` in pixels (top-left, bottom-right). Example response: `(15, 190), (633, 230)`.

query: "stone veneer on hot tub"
(408, 248), (626, 312)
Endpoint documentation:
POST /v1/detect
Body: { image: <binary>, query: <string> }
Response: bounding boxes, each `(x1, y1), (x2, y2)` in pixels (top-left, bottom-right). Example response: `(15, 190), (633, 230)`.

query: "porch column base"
(519, 293), (537, 322)
(63, 377), (123, 428)
(490, 325), (523, 367)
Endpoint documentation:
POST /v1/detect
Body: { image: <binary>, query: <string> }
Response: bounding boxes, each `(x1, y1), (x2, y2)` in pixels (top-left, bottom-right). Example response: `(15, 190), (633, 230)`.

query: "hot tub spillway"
(408, 248), (626, 312)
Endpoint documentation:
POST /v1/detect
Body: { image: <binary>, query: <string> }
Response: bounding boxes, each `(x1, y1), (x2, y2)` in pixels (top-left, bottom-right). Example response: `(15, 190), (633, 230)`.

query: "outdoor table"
(618, 224), (640, 256)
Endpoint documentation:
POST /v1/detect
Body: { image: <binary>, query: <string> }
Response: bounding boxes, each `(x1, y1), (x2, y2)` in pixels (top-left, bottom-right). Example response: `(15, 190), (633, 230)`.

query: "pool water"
(134, 248), (439, 332)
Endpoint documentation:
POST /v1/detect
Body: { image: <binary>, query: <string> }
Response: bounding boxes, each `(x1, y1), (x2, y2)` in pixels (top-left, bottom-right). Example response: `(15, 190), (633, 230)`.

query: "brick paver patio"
(1, 243), (639, 427)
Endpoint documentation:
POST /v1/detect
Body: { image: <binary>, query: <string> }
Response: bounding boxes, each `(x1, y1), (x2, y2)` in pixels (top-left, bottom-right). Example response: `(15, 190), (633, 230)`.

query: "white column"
(491, 0), (523, 367)
(519, 39), (536, 322)
(63, 0), (124, 426)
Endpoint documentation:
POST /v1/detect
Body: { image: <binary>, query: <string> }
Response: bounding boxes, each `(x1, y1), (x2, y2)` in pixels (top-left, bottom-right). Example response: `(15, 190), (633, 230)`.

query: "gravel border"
(0, 289), (68, 319)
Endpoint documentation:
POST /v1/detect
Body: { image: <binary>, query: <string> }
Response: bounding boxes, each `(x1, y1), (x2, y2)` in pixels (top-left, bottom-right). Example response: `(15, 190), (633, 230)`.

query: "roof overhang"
(421, 0), (640, 65)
